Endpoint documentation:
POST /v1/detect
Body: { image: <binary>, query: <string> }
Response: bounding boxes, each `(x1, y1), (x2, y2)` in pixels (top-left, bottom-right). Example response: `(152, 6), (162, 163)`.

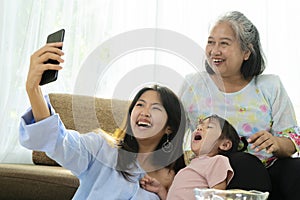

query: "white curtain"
(1, 0), (299, 163)
(0, 0), (158, 163)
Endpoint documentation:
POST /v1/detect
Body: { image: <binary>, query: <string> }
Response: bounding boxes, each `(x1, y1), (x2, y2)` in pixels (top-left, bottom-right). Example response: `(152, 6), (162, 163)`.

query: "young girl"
(19, 43), (186, 199)
(140, 115), (247, 200)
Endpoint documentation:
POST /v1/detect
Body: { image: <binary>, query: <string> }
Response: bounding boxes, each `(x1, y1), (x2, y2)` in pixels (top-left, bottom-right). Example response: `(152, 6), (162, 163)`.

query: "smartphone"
(39, 29), (65, 85)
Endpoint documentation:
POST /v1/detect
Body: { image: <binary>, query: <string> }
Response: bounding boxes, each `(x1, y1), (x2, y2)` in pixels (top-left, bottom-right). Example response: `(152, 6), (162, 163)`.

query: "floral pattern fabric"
(180, 72), (300, 167)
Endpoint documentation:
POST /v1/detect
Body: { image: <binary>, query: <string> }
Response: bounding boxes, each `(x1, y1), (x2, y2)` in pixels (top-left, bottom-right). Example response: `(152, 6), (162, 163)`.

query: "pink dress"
(167, 155), (233, 200)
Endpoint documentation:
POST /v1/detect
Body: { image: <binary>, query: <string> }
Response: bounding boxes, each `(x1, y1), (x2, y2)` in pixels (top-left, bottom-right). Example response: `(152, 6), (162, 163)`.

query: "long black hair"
(115, 85), (186, 181)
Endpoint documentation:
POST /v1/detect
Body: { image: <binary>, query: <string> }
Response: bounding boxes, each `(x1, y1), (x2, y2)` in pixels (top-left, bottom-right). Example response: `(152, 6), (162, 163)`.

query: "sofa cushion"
(48, 93), (130, 133)
(32, 151), (59, 166)
(0, 163), (79, 200)
(32, 93), (130, 166)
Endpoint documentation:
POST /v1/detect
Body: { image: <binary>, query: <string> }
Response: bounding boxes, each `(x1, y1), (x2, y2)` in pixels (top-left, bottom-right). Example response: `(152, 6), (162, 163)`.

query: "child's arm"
(210, 158), (234, 190)
(140, 175), (167, 200)
(212, 180), (227, 190)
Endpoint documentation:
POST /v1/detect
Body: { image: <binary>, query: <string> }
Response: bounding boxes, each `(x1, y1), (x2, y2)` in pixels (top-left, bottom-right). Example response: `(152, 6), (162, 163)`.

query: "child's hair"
(116, 84), (186, 181)
(201, 115), (248, 155)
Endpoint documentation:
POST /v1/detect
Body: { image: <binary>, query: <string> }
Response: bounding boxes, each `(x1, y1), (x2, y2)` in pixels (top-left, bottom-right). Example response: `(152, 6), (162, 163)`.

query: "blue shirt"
(19, 96), (159, 200)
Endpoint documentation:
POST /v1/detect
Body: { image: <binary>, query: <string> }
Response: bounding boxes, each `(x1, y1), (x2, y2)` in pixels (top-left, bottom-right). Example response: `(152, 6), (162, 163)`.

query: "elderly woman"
(180, 11), (300, 200)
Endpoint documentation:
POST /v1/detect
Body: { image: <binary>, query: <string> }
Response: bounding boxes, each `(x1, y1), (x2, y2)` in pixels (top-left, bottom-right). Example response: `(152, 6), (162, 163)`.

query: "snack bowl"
(194, 188), (269, 200)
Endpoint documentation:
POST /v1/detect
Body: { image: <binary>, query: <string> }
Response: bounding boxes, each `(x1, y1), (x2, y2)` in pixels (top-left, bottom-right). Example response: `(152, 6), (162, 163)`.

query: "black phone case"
(39, 29), (65, 85)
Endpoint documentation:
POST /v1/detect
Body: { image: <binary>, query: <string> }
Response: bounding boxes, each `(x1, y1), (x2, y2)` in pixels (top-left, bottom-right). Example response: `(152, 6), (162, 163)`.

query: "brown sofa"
(0, 93), (129, 200)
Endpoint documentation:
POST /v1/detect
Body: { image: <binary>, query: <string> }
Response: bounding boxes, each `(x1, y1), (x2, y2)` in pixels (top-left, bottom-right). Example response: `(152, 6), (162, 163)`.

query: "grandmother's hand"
(26, 43), (64, 90)
(247, 130), (279, 154)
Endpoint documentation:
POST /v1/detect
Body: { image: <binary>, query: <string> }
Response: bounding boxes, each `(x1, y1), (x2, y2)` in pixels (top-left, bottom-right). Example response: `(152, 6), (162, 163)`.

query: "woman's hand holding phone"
(25, 42), (64, 122)
(39, 29), (65, 85)
(25, 29), (65, 121)
(26, 43), (64, 91)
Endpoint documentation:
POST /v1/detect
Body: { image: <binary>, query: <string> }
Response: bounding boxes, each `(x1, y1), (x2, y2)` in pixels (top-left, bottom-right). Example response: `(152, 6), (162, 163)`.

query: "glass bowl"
(194, 188), (269, 200)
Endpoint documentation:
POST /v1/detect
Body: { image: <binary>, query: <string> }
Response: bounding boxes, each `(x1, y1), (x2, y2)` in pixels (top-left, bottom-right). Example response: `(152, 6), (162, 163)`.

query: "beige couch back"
(33, 93), (130, 166)
(49, 93), (130, 133)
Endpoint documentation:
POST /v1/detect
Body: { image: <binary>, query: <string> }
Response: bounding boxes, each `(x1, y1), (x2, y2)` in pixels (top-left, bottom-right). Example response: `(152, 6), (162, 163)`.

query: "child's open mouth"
(194, 134), (202, 140)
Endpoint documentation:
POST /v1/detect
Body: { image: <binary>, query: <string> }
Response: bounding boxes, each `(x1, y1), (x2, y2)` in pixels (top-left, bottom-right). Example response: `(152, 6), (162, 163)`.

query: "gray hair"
(207, 11), (266, 79)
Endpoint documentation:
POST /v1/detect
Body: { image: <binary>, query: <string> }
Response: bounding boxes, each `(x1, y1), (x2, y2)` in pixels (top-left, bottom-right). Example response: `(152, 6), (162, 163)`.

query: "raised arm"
(26, 43), (64, 121)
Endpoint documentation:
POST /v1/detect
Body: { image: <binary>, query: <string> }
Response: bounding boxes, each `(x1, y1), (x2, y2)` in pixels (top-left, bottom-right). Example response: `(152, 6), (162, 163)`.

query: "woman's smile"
(131, 90), (168, 140)
(136, 118), (152, 128)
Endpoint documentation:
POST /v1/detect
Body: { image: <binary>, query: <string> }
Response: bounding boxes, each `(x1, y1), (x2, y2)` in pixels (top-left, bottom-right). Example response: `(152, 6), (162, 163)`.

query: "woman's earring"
(162, 134), (173, 153)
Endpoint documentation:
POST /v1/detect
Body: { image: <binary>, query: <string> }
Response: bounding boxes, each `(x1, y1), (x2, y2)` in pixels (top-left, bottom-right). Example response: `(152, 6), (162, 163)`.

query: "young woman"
(20, 43), (186, 199)
(140, 115), (247, 200)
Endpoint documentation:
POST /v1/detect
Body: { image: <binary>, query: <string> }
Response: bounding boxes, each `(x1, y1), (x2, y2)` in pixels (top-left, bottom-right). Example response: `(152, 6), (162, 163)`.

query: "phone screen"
(39, 29), (65, 85)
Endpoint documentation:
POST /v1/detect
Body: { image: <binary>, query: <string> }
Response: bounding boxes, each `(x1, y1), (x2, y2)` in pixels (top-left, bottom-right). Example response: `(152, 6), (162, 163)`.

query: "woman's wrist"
(26, 85), (50, 122)
(275, 137), (296, 158)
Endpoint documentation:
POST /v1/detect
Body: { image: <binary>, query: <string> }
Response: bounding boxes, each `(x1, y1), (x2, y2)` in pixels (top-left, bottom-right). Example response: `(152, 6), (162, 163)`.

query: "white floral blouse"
(180, 72), (300, 167)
